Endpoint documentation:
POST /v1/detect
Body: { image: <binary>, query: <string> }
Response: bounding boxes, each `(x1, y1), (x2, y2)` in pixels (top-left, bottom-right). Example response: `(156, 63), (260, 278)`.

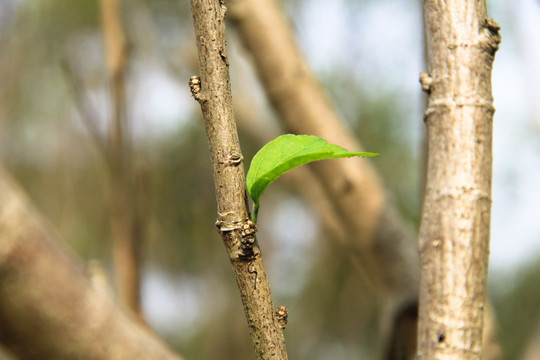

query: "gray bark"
(417, 1), (501, 359)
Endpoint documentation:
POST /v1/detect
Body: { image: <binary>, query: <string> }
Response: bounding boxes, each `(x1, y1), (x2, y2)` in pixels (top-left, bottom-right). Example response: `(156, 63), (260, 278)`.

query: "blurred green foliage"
(491, 260), (540, 360)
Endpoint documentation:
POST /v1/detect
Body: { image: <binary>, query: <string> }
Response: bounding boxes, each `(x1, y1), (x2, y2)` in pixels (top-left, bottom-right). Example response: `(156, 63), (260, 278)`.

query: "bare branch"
(417, 1), (501, 359)
(99, 0), (145, 322)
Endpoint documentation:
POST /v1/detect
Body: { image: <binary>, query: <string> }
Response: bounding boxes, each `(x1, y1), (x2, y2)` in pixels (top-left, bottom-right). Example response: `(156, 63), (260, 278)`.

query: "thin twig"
(99, 0), (145, 323)
(61, 60), (110, 158)
(189, 0), (288, 359)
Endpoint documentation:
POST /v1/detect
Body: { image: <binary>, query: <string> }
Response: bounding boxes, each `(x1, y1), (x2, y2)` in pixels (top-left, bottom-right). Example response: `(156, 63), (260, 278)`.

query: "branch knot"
(215, 215), (259, 259)
(219, 0), (228, 19)
(215, 211), (242, 232)
(480, 18), (502, 55)
(189, 75), (205, 102)
(239, 219), (258, 257)
(276, 306), (288, 330)
(224, 150), (243, 166)
(419, 72), (433, 93)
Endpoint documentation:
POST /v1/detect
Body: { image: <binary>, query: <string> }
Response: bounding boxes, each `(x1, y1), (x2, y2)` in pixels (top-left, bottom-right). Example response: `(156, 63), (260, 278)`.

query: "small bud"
(419, 72), (433, 93)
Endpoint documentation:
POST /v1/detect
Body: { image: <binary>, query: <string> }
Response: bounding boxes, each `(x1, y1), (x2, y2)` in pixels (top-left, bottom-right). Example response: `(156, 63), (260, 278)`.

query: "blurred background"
(0, 0), (539, 359)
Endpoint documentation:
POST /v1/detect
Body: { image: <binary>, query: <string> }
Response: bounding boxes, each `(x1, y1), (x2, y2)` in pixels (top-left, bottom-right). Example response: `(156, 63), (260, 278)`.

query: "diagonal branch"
(189, 0), (287, 359)
(0, 166), (184, 360)
(61, 60), (110, 159)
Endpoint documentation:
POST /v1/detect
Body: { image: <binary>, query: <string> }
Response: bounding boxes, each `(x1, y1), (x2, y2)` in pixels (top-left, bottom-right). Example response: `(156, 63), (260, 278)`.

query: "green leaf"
(246, 134), (379, 222)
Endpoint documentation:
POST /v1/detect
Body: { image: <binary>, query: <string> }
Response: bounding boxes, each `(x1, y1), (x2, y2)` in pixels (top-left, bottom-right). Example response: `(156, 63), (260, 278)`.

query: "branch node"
(419, 72), (432, 93)
(219, 0), (228, 18)
(189, 75), (206, 103)
(485, 18), (501, 32)
(276, 306), (288, 330)
(241, 219), (256, 239)
(240, 219), (258, 257)
(480, 18), (502, 54)
(215, 211), (242, 232)
(224, 150), (243, 166)
(424, 97), (495, 121)
(215, 215), (259, 258)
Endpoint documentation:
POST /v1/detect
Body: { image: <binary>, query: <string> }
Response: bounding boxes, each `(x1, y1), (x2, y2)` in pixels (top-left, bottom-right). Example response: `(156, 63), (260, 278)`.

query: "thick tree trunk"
(417, 1), (501, 359)
(189, 1), (288, 359)
(0, 167), (182, 360)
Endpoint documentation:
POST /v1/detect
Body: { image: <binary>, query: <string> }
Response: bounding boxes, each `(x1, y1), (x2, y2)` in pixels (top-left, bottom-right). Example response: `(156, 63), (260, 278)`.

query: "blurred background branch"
(0, 166), (183, 360)
(228, 0), (419, 357)
(99, 0), (146, 323)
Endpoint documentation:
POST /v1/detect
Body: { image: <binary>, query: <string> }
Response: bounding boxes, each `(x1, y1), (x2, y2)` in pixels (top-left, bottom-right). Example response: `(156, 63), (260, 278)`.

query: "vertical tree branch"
(189, 1), (288, 359)
(417, 1), (501, 359)
(99, 0), (145, 322)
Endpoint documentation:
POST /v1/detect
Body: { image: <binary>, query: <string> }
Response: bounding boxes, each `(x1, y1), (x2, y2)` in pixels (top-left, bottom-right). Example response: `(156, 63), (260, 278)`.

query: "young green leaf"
(246, 134), (379, 222)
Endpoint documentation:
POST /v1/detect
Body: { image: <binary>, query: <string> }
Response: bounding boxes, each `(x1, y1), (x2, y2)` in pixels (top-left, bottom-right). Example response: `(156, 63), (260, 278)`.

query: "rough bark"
(0, 167), (183, 360)
(189, 1), (288, 359)
(417, 1), (501, 359)
(99, 0), (145, 322)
